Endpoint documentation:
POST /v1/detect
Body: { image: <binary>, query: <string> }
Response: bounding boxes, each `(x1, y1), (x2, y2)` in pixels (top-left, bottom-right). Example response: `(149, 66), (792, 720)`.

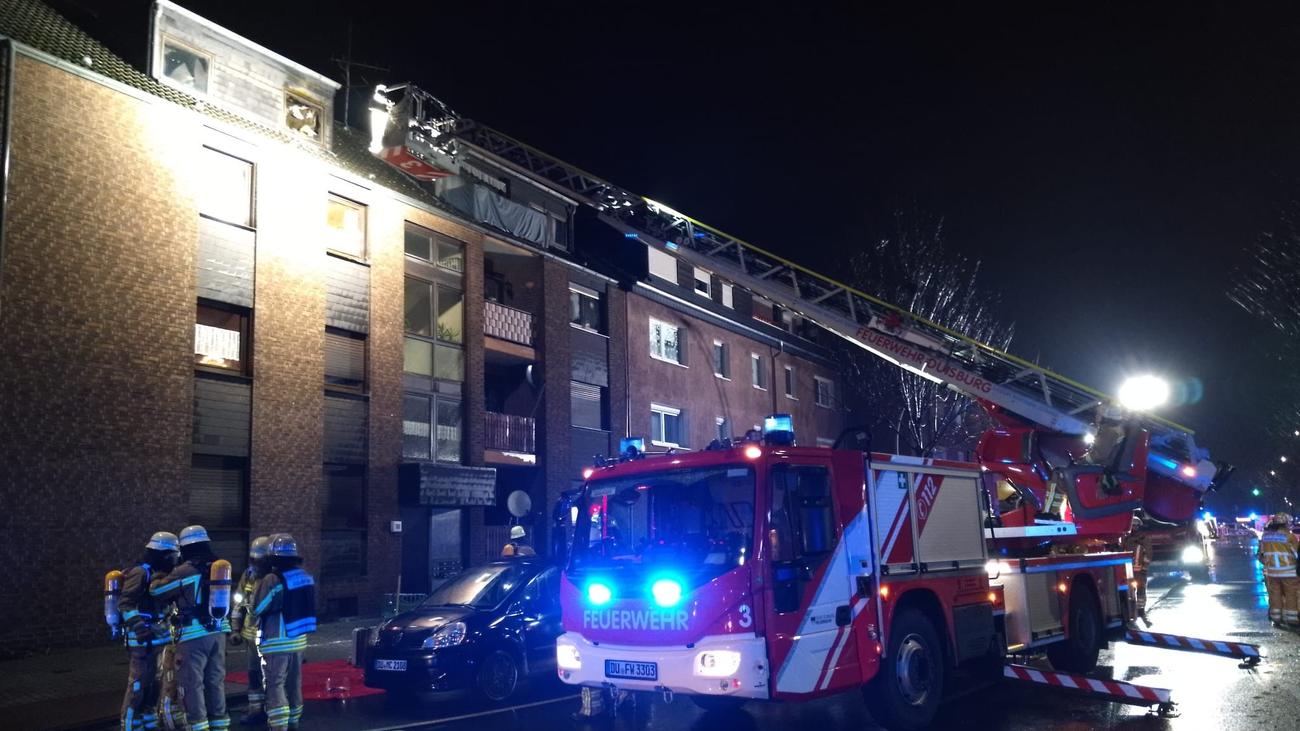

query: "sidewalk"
(0, 617), (379, 731)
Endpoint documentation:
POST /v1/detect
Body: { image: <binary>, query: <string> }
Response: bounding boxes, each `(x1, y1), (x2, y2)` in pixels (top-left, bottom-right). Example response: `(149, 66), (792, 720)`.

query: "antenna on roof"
(333, 21), (388, 128)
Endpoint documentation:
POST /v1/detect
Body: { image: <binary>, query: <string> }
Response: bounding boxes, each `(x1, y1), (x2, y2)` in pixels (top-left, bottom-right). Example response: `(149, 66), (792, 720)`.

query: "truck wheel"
(864, 607), (946, 731)
(691, 695), (747, 712)
(1047, 585), (1101, 674)
(476, 650), (520, 703)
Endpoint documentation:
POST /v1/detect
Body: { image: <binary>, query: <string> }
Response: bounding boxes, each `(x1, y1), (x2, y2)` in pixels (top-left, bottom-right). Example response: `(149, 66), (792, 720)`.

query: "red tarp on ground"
(228, 659), (384, 700)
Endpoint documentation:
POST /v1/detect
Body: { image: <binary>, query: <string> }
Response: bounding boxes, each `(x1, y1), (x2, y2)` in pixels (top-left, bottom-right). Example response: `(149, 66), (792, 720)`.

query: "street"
(75, 533), (1291, 731)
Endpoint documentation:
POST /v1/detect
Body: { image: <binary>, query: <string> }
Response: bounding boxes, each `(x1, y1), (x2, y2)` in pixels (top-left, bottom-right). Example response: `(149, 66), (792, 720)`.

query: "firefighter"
(230, 536), (271, 726)
(119, 531), (179, 731)
(1258, 513), (1300, 627)
(501, 525), (537, 557)
(1121, 516), (1152, 622)
(254, 533), (316, 731)
(150, 525), (231, 731)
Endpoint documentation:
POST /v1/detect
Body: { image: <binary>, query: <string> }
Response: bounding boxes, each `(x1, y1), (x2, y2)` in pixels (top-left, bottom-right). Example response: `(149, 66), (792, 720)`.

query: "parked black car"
(364, 558), (563, 701)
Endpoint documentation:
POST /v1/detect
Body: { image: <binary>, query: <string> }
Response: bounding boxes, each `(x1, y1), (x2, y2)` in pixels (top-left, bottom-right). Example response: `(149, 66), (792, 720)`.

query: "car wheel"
(863, 607), (946, 731)
(476, 650), (520, 703)
(1047, 583), (1102, 674)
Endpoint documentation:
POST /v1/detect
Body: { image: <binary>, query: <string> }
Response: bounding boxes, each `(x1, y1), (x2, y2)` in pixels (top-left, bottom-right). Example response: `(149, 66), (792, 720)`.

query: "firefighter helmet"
(269, 533), (299, 558)
(179, 525), (211, 546)
(510, 526), (526, 540)
(1273, 513), (1293, 527)
(146, 531), (180, 552)
(249, 535), (272, 560)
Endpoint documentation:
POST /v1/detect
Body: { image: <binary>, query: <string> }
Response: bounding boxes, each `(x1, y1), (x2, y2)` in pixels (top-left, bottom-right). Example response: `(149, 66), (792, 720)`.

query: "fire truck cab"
(555, 421), (1133, 729)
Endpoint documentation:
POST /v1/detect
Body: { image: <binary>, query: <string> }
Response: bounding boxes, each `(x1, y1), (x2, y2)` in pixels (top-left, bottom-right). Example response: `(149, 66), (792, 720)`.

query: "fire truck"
(367, 84), (1252, 728)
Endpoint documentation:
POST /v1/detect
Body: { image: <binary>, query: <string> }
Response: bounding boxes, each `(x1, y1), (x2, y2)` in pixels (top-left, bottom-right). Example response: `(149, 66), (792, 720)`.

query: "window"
(285, 91), (323, 141)
(784, 366), (797, 399)
(402, 394), (462, 462)
(649, 318), (684, 365)
(322, 464), (366, 578)
(694, 267), (712, 297)
(651, 404), (684, 447)
(551, 214), (571, 250)
(815, 377), (835, 408)
(647, 246), (677, 282)
(405, 224), (465, 272)
(752, 295), (775, 325)
(195, 302), (249, 374)
(326, 195), (366, 258)
(721, 282), (734, 309)
(404, 275), (464, 381)
(325, 329), (366, 392)
(189, 454), (248, 564)
(715, 417), (730, 443)
(570, 284), (604, 333)
(751, 353), (767, 390)
(768, 464), (835, 613)
(161, 39), (209, 94)
(712, 340), (730, 378)
(571, 382), (609, 430)
(200, 148), (253, 227)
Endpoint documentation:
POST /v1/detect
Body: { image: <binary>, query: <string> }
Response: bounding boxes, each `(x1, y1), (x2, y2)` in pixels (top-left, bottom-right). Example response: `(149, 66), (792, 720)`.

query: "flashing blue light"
(665, 242), (680, 251)
(1249, 512), (1258, 521)
(624, 232), (639, 239)
(619, 437), (645, 456)
(693, 231), (706, 238)
(650, 578), (683, 608)
(586, 582), (613, 606)
(1151, 455), (1179, 471)
(763, 414), (795, 446)
(1203, 511), (1214, 520)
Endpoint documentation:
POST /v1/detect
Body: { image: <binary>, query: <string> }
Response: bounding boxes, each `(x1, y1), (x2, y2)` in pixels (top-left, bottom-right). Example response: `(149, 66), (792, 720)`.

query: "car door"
(520, 567), (563, 670)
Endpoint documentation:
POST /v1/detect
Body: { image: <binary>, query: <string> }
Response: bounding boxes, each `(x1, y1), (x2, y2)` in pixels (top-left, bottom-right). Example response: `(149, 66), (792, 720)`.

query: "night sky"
(61, 1), (1300, 512)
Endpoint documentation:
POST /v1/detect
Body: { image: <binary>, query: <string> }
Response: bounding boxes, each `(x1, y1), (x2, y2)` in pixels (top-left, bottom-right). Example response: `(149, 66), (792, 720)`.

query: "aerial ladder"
(368, 83), (1232, 548)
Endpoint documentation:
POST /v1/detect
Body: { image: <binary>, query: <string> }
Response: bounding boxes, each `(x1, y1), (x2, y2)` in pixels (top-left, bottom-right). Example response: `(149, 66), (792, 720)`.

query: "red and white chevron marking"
(1002, 664), (1172, 706)
(1124, 629), (1261, 659)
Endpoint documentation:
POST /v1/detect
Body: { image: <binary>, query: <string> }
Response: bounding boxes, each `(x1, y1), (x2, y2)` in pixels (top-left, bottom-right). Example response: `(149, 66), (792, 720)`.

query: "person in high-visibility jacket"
(229, 536), (271, 726)
(253, 534), (316, 731)
(1258, 513), (1300, 626)
(118, 532), (179, 731)
(149, 526), (232, 731)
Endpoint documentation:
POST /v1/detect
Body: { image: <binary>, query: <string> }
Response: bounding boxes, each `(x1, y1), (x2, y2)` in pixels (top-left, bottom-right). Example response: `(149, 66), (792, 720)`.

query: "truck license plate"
(373, 659), (407, 671)
(605, 659), (657, 681)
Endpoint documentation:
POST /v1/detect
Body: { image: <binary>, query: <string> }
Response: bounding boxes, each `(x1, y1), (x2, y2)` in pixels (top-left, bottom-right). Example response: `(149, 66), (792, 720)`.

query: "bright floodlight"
(1117, 375), (1170, 411)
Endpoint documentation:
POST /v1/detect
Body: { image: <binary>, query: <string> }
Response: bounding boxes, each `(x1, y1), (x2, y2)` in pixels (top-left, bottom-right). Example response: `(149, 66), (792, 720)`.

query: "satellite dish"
(507, 490), (532, 518)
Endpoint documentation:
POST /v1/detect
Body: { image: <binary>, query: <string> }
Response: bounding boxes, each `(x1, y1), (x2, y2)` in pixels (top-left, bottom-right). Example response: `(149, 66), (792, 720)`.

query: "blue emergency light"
(586, 581), (613, 606)
(650, 578), (684, 608)
(763, 414), (796, 446)
(620, 437), (645, 458)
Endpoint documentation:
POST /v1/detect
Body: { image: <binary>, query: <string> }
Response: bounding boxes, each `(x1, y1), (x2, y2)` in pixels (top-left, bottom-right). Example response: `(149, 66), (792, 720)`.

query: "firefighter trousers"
(245, 645), (265, 712)
(261, 651), (303, 730)
(1265, 575), (1300, 625)
(1133, 571), (1148, 615)
(177, 634), (229, 731)
(120, 646), (161, 731)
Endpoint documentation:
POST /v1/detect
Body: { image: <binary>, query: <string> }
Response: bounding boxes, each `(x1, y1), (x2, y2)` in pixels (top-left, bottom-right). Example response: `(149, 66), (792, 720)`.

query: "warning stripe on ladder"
(1124, 629), (1261, 659)
(1002, 664), (1172, 706)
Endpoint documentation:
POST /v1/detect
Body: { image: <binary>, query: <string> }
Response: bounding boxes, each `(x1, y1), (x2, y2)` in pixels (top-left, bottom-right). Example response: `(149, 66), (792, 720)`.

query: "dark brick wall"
(538, 258), (574, 554)
(0, 57), (197, 656)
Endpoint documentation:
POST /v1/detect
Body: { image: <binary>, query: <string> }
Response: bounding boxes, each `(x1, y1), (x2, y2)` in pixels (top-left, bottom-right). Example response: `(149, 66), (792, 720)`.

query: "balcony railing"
(484, 301), (535, 347)
(485, 412), (536, 454)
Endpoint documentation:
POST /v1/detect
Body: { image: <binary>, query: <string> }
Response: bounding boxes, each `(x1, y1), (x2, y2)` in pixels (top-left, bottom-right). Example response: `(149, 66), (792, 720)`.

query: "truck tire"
(864, 607), (946, 731)
(1047, 584), (1102, 674)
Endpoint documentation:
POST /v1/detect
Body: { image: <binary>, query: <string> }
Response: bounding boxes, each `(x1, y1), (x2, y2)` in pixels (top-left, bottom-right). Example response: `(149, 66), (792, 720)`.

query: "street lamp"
(1282, 456), (1289, 463)
(1117, 375), (1170, 412)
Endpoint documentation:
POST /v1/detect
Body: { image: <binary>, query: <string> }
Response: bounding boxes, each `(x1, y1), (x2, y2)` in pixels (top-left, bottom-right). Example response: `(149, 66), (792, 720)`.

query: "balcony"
(484, 301), (536, 364)
(485, 412), (536, 466)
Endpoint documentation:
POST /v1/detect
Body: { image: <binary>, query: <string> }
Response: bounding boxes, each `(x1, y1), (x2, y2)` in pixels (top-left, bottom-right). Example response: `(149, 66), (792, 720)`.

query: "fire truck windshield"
(569, 465), (755, 580)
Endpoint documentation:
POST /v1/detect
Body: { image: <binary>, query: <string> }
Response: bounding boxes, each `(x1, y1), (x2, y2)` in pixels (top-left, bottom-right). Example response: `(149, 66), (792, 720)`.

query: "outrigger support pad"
(1124, 629), (1262, 662)
(1002, 664), (1173, 708)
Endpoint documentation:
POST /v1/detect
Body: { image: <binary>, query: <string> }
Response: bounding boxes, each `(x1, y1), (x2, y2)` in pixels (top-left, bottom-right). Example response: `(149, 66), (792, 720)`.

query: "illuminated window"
(161, 40), (209, 94)
(194, 302), (249, 374)
(651, 404), (684, 447)
(285, 91), (323, 141)
(647, 246), (677, 282)
(649, 319), (684, 364)
(694, 267), (712, 297)
(326, 195), (366, 258)
(405, 223), (464, 272)
(200, 147), (253, 227)
(721, 282), (734, 309)
(570, 285), (604, 333)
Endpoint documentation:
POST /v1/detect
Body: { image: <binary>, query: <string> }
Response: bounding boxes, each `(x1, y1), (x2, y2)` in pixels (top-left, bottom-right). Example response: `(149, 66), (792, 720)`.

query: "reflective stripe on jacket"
(120, 563), (170, 648)
(149, 560), (231, 642)
(254, 572), (311, 654)
(1260, 531), (1299, 577)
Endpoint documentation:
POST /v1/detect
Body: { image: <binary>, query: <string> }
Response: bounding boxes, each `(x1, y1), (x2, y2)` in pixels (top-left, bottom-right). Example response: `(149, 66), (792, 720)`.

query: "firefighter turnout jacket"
(119, 563), (170, 649)
(253, 568), (317, 654)
(231, 567), (260, 643)
(1260, 529), (1300, 578)
(149, 559), (231, 642)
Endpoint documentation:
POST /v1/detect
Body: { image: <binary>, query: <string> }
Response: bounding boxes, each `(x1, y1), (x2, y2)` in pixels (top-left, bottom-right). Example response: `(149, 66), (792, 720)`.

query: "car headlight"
(695, 650), (742, 677)
(557, 643), (582, 670)
(1181, 545), (1204, 565)
(421, 621), (467, 650)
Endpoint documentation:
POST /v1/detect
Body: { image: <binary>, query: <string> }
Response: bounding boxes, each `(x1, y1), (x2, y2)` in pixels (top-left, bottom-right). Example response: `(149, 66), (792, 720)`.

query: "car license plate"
(605, 659), (657, 681)
(373, 659), (407, 672)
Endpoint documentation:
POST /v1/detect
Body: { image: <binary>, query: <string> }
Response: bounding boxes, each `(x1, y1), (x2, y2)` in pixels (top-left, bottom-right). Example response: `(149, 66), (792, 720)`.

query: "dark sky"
(61, 1), (1300, 511)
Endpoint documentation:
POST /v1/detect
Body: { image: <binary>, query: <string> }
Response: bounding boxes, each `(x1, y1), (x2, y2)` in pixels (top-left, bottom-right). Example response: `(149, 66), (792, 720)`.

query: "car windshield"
(421, 564), (529, 610)
(569, 465), (755, 579)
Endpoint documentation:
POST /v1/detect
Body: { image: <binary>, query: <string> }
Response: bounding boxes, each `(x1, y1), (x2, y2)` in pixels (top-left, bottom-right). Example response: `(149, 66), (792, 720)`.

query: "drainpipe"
(0, 39), (14, 322)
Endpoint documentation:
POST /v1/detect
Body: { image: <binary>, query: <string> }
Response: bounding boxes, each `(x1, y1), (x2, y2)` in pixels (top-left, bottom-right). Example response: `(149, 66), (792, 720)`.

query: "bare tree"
(846, 208), (1014, 457)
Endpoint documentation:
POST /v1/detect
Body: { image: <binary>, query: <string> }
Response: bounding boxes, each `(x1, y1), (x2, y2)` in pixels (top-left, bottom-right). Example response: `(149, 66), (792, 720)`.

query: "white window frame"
(651, 403), (684, 447)
(647, 246), (678, 283)
(649, 318), (685, 366)
(715, 416), (729, 443)
(721, 282), (734, 309)
(815, 376), (835, 408)
(751, 353), (767, 391)
(693, 266), (712, 298)
(712, 339), (730, 379)
(784, 365), (797, 400)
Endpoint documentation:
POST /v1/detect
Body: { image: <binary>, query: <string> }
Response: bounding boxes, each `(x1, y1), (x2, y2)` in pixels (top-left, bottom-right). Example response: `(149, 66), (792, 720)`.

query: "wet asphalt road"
(129, 535), (1300, 731)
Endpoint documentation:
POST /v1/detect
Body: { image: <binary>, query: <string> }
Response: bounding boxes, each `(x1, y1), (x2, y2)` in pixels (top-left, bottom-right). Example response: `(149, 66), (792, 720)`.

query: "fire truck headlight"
(556, 643), (582, 670)
(1181, 544), (1204, 565)
(586, 582), (613, 606)
(651, 578), (683, 608)
(695, 650), (742, 677)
